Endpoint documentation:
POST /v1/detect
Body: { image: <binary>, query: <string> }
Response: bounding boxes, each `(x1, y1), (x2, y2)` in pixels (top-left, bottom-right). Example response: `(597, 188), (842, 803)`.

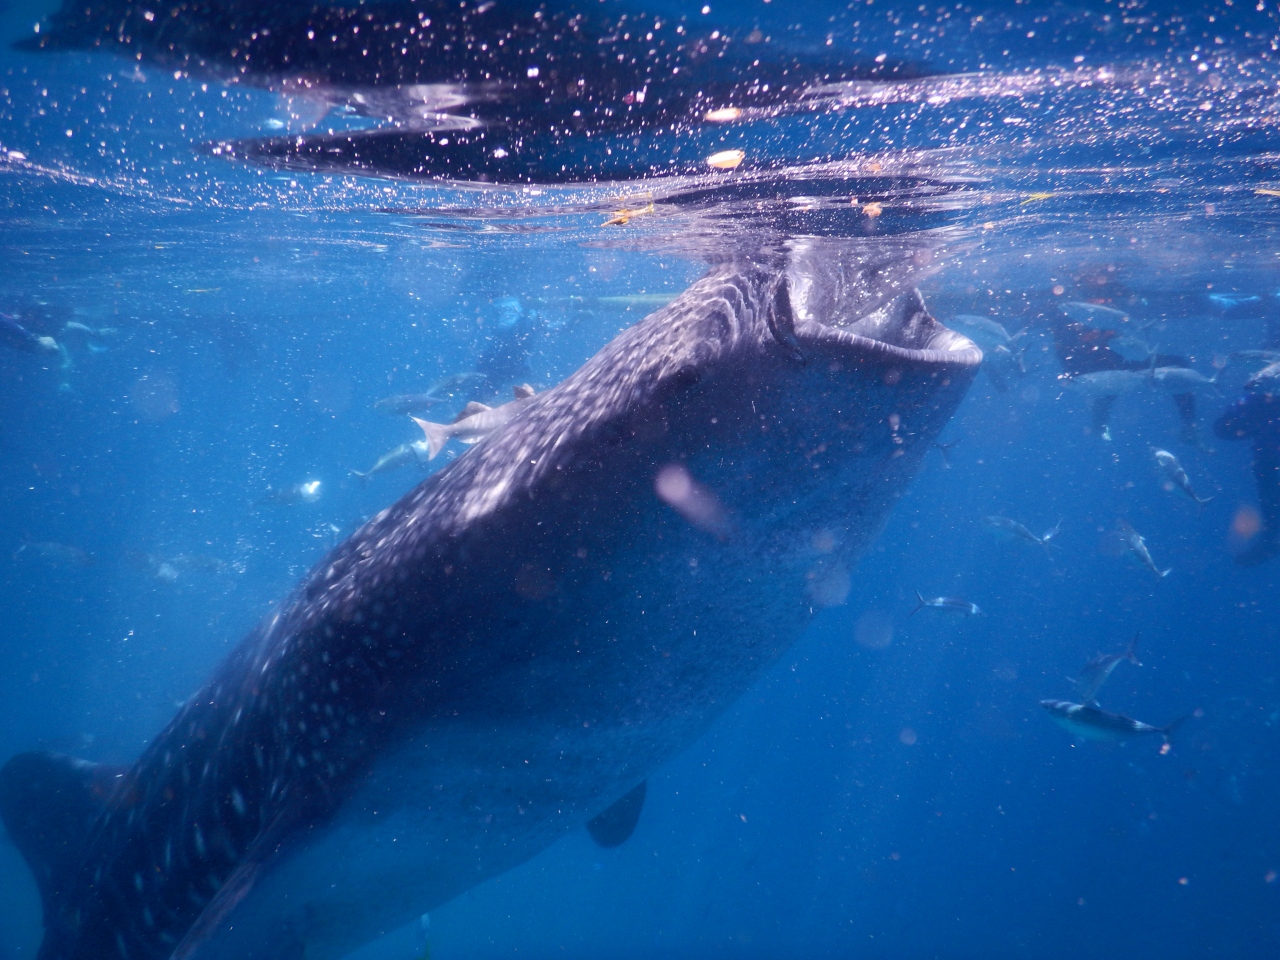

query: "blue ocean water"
(1, 0), (1279, 957)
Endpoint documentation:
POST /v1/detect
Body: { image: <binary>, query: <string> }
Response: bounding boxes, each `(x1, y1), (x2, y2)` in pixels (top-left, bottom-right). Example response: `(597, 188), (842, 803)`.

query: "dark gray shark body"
(0, 240), (979, 960)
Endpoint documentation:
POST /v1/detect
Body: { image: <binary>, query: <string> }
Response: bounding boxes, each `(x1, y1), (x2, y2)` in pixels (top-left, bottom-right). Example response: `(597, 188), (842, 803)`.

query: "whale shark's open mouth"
(784, 238), (982, 364)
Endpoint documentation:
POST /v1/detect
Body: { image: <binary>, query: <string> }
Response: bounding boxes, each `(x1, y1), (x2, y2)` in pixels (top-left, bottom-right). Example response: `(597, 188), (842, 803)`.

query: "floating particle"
(706, 149), (745, 170)
(704, 107), (742, 122)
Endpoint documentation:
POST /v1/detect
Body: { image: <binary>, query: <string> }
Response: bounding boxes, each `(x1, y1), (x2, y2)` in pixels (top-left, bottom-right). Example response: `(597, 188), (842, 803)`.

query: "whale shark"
(0, 238), (979, 960)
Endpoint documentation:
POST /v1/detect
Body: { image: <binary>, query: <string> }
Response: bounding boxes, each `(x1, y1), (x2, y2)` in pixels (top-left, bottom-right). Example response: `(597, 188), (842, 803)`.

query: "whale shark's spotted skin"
(1, 241), (979, 960)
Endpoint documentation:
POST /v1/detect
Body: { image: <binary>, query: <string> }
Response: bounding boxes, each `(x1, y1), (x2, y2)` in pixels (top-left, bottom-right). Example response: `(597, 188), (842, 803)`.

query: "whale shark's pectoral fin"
(0, 751), (126, 927)
(585, 780), (647, 848)
(171, 859), (266, 960)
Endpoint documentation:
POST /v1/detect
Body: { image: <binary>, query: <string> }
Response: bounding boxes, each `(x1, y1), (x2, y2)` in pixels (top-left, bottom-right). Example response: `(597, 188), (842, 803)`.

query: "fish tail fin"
(910, 590), (925, 617)
(411, 417), (450, 460)
(0, 752), (127, 945)
(1160, 713), (1193, 745)
(1160, 567), (1172, 578)
(1195, 494), (1214, 506)
(1125, 631), (1142, 666)
(1040, 520), (1062, 556)
(349, 469), (370, 486)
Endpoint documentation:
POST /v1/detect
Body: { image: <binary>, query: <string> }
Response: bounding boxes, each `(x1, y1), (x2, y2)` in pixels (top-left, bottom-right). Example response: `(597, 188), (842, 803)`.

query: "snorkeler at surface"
(1215, 361), (1280, 566)
(1046, 314), (1200, 444)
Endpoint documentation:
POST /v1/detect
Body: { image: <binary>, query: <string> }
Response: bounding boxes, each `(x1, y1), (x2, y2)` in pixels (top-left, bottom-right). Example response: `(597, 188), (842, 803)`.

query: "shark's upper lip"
(791, 283), (983, 369)
(797, 317), (983, 368)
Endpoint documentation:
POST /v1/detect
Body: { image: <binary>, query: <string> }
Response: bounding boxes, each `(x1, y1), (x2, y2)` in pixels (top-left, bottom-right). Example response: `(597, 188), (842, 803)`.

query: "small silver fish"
(1075, 633), (1141, 706)
(911, 591), (982, 617)
(1061, 301), (1130, 326)
(1149, 365), (1218, 395)
(1110, 335), (1154, 363)
(13, 540), (94, 568)
(984, 516), (1061, 554)
(352, 440), (431, 482)
(1228, 349), (1280, 364)
(951, 314), (1018, 346)
(259, 480), (322, 506)
(413, 385), (536, 460)
(1059, 370), (1148, 397)
(1040, 699), (1184, 747)
(1246, 360), (1280, 389)
(62, 320), (119, 341)
(373, 372), (486, 416)
(1152, 448), (1212, 505)
(1209, 293), (1261, 311)
(1116, 519), (1170, 579)
(596, 293), (680, 308)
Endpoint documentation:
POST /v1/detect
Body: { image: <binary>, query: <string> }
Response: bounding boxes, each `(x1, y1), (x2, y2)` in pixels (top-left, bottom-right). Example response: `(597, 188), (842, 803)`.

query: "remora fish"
(1152, 448), (1212, 505)
(1075, 632), (1141, 706)
(351, 440), (431, 482)
(984, 515), (1061, 553)
(412, 384), (536, 460)
(1116, 519), (1171, 579)
(1040, 699), (1185, 746)
(0, 242), (981, 960)
(911, 591), (982, 617)
(372, 373), (486, 416)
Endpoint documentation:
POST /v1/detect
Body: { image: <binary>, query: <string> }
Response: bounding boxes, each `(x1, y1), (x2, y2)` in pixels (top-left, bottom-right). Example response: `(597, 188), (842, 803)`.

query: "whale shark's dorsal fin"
(585, 780), (647, 848)
(455, 401), (491, 421)
(0, 752), (125, 928)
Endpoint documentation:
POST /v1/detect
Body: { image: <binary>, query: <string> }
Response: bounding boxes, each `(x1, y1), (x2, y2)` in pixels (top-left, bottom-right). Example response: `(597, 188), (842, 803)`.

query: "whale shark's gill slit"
(767, 278), (806, 364)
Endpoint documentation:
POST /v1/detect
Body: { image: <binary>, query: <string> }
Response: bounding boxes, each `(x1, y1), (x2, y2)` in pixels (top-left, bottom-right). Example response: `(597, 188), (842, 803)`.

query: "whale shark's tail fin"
(0, 752), (125, 942)
(412, 417), (451, 460)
